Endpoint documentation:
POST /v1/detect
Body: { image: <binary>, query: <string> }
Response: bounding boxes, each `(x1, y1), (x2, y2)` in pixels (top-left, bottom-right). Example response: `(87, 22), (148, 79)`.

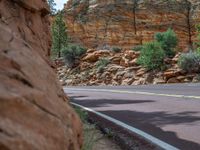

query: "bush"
(96, 58), (110, 68)
(155, 28), (178, 57)
(112, 47), (122, 53)
(96, 58), (110, 73)
(197, 48), (200, 54)
(178, 52), (200, 73)
(196, 25), (200, 52)
(62, 44), (87, 68)
(132, 45), (143, 51)
(137, 42), (165, 70)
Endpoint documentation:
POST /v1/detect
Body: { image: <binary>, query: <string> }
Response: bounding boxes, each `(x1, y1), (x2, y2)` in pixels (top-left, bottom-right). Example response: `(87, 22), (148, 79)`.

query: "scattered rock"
(121, 78), (135, 85)
(153, 78), (166, 84)
(136, 68), (146, 76)
(167, 77), (180, 83)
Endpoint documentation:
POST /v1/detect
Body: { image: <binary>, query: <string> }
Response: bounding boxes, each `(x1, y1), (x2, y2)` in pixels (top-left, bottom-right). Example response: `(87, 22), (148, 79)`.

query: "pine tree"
(47, 0), (57, 15)
(51, 11), (68, 58)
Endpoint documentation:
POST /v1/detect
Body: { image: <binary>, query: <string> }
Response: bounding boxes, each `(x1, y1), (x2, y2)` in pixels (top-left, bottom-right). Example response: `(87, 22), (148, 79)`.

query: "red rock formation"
(0, 0), (82, 150)
(64, 0), (200, 50)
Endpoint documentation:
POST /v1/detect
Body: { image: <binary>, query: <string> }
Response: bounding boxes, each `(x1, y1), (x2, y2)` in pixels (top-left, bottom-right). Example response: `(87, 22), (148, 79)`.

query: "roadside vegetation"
(136, 27), (200, 76)
(137, 41), (165, 70)
(62, 45), (87, 68)
(96, 58), (110, 73)
(178, 52), (200, 73)
(112, 47), (122, 53)
(51, 10), (87, 67)
(178, 25), (200, 73)
(73, 107), (100, 150)
(137, 28), (178, 70)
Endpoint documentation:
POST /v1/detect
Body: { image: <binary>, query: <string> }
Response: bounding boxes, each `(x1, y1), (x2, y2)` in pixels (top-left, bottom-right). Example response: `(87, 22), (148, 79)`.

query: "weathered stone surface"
(64, 0), (200, 50)
(57, 49), (198, 86)
(82, 50), (111, 62)
(0, 0), (82, 150)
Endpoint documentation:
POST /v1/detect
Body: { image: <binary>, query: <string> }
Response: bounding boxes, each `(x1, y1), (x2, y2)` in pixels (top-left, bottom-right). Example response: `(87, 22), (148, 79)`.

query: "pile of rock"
(57, 49), (199, 86)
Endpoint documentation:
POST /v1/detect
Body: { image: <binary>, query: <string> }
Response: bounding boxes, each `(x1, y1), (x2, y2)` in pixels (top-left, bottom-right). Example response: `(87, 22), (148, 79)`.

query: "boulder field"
(0, 0), (82, 150)
(57, 49), (199, 86)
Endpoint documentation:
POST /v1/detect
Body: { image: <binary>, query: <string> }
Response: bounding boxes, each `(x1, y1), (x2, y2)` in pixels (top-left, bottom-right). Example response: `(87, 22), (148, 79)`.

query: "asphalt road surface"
(64, 83), (200, 150)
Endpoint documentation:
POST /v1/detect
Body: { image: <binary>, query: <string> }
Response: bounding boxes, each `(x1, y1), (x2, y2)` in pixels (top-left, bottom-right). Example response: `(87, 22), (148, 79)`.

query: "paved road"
(64, 83), (200, 150)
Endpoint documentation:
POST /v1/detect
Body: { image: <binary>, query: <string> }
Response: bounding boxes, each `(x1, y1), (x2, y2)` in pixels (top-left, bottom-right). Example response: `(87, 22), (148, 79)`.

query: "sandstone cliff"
(0, 0), (82, 150)
(64, 0), (200, 50)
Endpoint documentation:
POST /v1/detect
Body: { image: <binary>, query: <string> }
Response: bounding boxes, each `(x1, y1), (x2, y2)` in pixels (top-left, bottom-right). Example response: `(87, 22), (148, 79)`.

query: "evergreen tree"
(51, 11), (68, 58)
(47, 0), (57, 15)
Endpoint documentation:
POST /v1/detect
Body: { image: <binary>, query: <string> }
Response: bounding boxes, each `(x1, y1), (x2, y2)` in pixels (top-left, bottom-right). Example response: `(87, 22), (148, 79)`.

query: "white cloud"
(54, 0), (67, 10)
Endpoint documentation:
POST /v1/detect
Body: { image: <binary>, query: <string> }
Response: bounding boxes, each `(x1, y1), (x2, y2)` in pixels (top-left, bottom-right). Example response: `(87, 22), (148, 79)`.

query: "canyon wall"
(0, 0), (82, 150)
(64, 0), (200, 50)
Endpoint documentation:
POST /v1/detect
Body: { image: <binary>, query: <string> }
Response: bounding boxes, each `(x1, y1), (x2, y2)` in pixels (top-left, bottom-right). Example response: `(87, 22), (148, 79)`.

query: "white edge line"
(71, 102), (180, 150)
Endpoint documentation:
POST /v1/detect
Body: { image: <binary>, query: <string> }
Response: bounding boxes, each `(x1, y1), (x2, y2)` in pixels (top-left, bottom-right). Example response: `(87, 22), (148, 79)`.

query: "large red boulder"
(0, 0), (82, 150)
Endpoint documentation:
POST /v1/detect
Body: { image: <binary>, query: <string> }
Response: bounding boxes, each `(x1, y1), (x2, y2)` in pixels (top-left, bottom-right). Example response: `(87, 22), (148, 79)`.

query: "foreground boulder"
(0, 0), (82, 150)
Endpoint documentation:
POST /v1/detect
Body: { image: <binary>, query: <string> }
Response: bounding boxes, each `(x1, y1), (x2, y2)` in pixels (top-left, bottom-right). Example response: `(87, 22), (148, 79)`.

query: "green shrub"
(74, 107), (88, 123)
(62, 44), (87, 68)
(132, 45), (143, 51)
(197, 48), (200, 54)
(155, 28), (178, 57)
(96, 58), (110, 73)
(137, 42), (165, 70)
(112, 47), (122, 53)
(196, 25), (200, 52)
(178, 52), (200, 73)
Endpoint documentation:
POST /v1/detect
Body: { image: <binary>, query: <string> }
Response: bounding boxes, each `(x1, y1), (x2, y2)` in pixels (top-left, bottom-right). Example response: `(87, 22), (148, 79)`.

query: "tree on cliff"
(132, 0), (139, 35)
(144, 0), (199, 50)
(180, 0), (193, 50)
(47, 0), (57, 15)
(51, 11), (68, 58)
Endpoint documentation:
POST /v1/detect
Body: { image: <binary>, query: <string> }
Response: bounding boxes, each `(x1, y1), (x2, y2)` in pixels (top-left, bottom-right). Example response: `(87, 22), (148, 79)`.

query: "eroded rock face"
(0, 0), (82, 150)
(65, 0), (200, 50)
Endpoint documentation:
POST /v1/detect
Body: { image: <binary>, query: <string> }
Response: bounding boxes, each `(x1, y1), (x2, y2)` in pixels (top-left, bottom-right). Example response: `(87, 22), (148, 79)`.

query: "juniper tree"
(51, 11), (68, 58)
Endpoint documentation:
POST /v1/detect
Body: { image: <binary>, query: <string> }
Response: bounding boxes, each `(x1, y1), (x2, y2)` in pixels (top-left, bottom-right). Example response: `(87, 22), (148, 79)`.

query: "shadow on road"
(70, 96), (200, 150)
(99, 110), (200, 150)
(71, 97), (155, 107)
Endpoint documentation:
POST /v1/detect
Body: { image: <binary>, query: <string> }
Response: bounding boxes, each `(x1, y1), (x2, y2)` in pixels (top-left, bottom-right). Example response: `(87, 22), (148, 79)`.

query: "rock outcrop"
(0, 0), (82, 150)
(57, 49), (199, 86)
(64, 0), (200, 50)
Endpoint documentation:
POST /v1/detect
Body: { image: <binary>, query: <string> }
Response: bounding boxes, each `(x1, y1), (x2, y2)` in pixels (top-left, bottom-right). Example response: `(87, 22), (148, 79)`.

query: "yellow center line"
(64, 88), (200, 99)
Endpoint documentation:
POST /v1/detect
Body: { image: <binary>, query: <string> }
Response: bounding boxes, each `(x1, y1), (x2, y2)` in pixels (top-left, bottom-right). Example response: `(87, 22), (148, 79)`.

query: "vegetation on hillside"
(137, 42), (165, 70)
(96, 58), (110, 73)
(137, 28), (178, 70)
(155, 28), (177, 57)
(178, 25), (200, 73)
(51, 11), (68, 58)
(178, 52), (200, 73)
(62, 45), (87, 68)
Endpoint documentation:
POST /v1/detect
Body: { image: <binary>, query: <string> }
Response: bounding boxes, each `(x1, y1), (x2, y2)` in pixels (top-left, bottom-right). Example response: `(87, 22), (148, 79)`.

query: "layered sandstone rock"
(64, 0), (200, 50)
(0, 0), (82, 150)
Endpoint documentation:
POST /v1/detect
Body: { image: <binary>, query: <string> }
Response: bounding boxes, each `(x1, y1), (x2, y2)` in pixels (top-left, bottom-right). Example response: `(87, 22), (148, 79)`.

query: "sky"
(54, 0), (67, 10)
